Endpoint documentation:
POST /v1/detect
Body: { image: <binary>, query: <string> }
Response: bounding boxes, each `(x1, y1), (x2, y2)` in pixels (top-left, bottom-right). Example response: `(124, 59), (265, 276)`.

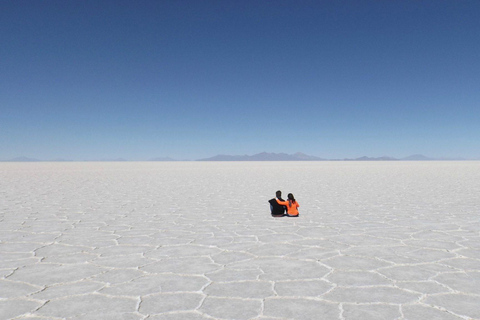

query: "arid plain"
(1, 161), (479, 320)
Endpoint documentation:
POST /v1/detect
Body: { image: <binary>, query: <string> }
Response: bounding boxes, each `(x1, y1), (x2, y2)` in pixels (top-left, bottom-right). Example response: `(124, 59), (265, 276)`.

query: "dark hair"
(287, 193), (296, 207)
(276, 190), (282, 198)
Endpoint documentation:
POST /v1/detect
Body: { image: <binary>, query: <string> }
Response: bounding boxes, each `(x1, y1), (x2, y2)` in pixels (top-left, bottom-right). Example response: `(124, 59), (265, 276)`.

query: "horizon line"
(2, 152), (478, 162)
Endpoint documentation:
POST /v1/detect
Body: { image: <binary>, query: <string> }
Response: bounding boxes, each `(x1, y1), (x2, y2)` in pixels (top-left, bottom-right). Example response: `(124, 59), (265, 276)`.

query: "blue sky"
(1, 0), (479, 160)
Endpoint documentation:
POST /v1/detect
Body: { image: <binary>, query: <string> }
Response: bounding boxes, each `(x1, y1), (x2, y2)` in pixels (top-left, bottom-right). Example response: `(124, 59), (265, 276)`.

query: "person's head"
(287, 193), (296, 207)
(276, 190), (282, 198)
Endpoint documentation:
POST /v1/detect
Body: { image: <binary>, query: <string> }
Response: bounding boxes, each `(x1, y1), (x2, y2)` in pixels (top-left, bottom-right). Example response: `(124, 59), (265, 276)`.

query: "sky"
(1, 0), (479, 160)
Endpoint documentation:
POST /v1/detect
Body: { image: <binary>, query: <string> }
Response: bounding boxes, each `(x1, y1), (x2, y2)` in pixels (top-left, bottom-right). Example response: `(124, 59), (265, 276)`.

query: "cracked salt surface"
(1, 161), (479, 319)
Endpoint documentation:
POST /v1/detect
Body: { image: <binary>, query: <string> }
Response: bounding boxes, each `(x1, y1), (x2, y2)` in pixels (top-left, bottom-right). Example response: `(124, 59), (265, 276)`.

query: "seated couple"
(268, 190), (300, 217)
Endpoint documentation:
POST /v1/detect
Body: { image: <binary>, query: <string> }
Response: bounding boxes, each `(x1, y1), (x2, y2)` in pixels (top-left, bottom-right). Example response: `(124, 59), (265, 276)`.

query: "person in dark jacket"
(268, 190), (286, 217)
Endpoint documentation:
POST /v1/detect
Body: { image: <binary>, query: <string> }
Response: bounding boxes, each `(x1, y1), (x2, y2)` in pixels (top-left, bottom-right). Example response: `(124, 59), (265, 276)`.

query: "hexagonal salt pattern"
(1, 161), (479, 319)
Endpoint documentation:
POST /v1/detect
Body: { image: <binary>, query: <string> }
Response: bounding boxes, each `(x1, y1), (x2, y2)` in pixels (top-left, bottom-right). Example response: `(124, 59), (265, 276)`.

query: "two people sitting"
(268, 190), (300, 217)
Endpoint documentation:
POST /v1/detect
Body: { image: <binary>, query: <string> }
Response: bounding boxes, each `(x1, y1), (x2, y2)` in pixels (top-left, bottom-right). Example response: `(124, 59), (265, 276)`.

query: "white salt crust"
(0, 161), (479, 319)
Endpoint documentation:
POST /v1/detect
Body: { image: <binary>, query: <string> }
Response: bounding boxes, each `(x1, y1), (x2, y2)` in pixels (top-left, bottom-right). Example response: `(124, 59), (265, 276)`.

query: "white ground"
(0, 161), (479, 320)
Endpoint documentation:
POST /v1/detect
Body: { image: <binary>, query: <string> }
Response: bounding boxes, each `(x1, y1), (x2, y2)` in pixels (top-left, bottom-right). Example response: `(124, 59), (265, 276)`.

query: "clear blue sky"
(1, 0), (479, 160)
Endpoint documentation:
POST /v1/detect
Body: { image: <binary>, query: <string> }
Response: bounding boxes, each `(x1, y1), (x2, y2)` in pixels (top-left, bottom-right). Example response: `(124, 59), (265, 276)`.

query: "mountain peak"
(402, 154), (432, 161)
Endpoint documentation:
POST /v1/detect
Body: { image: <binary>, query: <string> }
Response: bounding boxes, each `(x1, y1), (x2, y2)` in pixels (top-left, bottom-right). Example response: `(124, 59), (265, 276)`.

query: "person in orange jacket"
(276, 193), (299, 217)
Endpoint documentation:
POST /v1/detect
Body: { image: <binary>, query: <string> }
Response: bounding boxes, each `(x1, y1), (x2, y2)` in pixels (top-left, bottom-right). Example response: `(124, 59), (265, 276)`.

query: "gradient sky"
(1, 0), (479, 160)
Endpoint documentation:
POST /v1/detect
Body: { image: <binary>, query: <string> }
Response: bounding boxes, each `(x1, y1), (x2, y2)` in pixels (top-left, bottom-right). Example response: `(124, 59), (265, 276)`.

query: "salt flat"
(0, 161), (479, 320)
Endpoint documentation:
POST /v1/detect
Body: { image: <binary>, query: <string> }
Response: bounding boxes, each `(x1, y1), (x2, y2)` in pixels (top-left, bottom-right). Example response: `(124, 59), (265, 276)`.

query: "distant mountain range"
(198, 152), (469, 161)
(197, 152), (325, 161)
(1, 153), (473, 162)
(344, 154), (434, 161)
